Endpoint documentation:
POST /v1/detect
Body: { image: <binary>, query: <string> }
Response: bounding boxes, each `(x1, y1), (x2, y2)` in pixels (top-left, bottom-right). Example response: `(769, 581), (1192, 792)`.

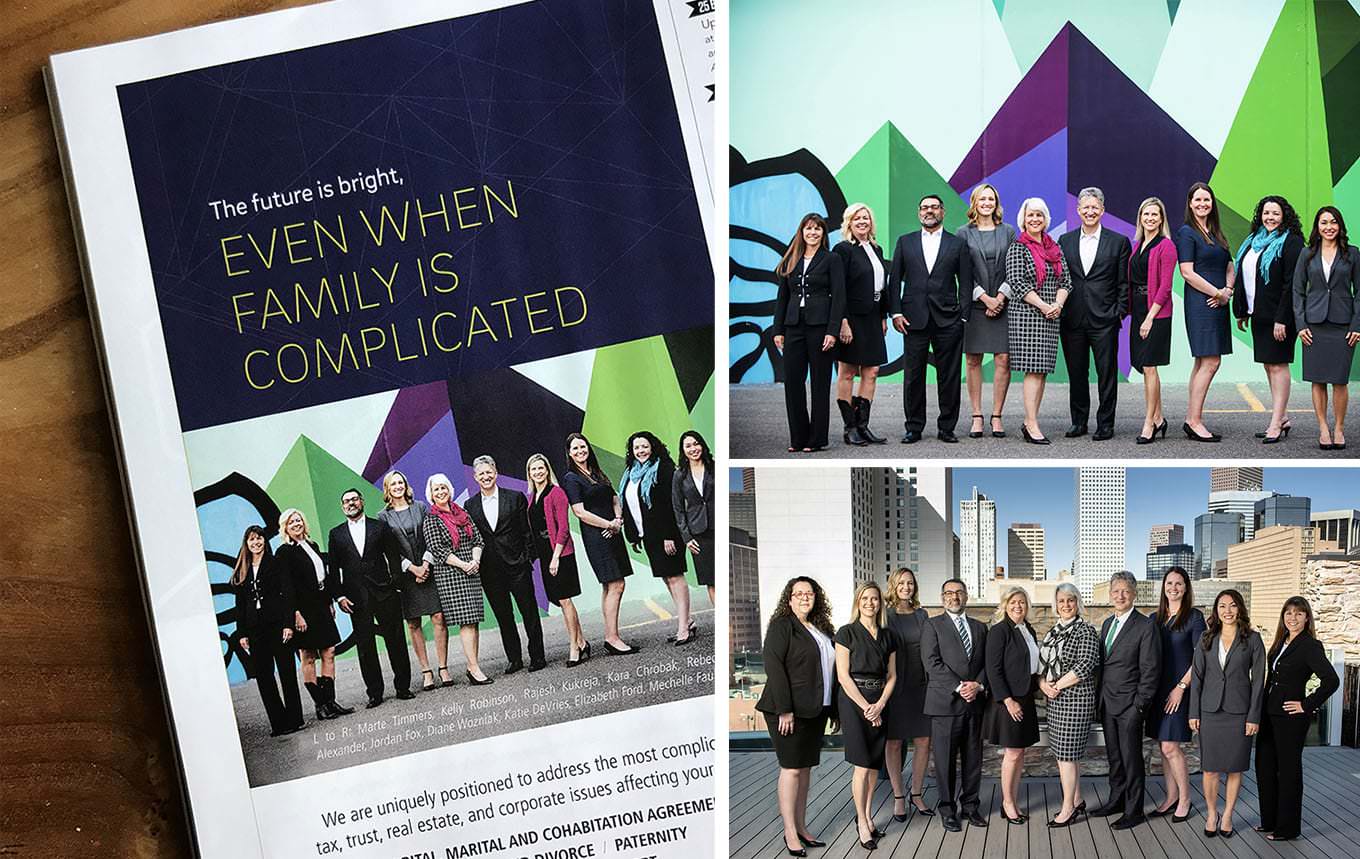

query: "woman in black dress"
(619, 431), (693, 645)
(773, 213), (845, 452)
(835, 582), (898, 850)
(831, 203), (889, 446)
(525, 453), (587, 665)
(756, 577), (838, 857)
(1232, 196), (1304, 443)
(1294, 206), (1360, 450)
(957, 183), (1016, 439)
(562, 432), (638, 654)
(1146, 566), (1205, 821)
(984, 586), (1041, 824)
(1255, 596), (1341, 842)
(231, 525), (304, 736)
(1129, 197), (1177, 443)
(882, 568), (932, 821)
(378, 470), (448, 691)
(276, 508), (350, 719)
(671, 430), (715, 607)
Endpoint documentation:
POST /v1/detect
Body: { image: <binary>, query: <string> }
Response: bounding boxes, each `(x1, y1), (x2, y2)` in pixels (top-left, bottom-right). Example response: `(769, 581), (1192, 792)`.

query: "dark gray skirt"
(1301, 322), (1356, 384)
(1199, 710), (1252, 773)
(964, 300), (1009, 354)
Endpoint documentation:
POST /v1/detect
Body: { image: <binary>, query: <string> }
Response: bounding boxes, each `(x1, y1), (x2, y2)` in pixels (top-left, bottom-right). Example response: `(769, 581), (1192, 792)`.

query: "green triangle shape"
(266, 435), (385, 552)
(1323, 39), (1360, 184)
(582, 337), (692, 461)
(835, 121), (965, 252)
(1316, 0), (1360, 74)
(993, 0), (1005, 17)
(1211, 0), (1332, 225)
(688, 374), (716, 442)
(1335, 152), (1360, 219)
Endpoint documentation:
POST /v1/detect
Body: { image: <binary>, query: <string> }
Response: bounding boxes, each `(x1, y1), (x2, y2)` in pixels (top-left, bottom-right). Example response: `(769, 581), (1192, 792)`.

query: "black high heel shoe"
(1001, 806), (1027, 825)
(910, 793), (935, 817)
(603, 641), (640, 655)
(785, 846), (807, 858)
(797, 835), (825, 848)
(1022, 424), (1050, 445)
(892, 795), (909, 823)
(1157, 420), (1168, 438)
(1172, 805), (1192, 823)
(991, 414), (1006, 438)
(465, 670), (494, 686)
(1183, 422), (1221, 442)
(1263, 424), (1290, 444)
(969, 414), (984, 439)
(1257, 420), (1291, 439)
(1136, 425), (1156, 444)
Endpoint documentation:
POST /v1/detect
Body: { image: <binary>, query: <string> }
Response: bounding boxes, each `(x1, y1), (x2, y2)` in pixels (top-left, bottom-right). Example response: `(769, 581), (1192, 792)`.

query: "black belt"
(852, 676), (885, 690)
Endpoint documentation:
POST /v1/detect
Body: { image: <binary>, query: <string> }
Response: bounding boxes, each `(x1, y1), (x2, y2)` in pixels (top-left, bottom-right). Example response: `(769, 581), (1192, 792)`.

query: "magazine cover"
(47, 1), (717, 856)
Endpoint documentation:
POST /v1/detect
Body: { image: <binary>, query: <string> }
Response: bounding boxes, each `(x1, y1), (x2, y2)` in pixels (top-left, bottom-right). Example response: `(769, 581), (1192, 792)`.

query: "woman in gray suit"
(1293, 206), (1360, 450)
(1189, 589), (1265, 839)
(957, 183), (1017, 438)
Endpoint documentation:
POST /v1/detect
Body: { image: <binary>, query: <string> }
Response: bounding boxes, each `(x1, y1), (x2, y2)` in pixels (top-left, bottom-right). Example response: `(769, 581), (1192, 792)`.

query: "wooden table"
(0, 3), (313, 855)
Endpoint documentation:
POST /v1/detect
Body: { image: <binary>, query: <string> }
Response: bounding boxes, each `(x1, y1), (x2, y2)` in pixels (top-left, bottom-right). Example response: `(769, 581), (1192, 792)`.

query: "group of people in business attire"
(227, 430), (715, 736)
(756, 569), (1339, 852)
(772, 184), (1358, 450)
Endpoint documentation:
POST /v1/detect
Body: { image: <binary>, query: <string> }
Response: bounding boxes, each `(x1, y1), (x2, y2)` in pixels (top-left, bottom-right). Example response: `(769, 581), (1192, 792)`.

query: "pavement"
(731, 381), (1354, 460)
(230, 589), (714, 786)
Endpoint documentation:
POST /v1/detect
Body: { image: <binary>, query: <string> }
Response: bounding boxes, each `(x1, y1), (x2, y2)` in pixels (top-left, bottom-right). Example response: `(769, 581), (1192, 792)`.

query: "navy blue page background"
(117, 0), (712, 431)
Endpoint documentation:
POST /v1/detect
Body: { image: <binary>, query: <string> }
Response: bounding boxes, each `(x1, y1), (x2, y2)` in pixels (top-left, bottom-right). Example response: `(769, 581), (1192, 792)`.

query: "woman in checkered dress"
(1037, 582), (1100, 827)
(421, 472), (492, 684)
(1005, 197), (1072, 444)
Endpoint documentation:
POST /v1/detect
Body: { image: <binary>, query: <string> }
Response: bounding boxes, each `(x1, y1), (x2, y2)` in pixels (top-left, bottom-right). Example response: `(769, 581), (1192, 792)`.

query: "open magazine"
(46, 1), (718, 856)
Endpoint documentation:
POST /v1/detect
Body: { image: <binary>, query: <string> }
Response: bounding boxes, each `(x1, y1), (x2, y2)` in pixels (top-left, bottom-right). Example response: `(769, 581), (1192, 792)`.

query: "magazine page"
(47, 1), (717, 857)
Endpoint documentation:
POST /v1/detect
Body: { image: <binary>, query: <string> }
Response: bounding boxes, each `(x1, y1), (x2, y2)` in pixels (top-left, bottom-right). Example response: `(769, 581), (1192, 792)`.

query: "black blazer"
(466, 489), (533, 573)
(1097, 609), (1161, 715)
(985, 617), (1038, 702)
(888, 229), (973, 329)
(1293, 244), (1360, 330)
(833, 239), (890, 317)
(756, 615), (831, 719)
(1233, 232), (1304, 328)
(772, 246), (846, 336)
(233, 553), (296, 634)
(1057, 228), (1131, 329)
(670, 463), (714, 542)
(920, 611), (988, 716)
(275, 540), (329, 613)
(1265, 634), (1340, 717)
(327, 517), (403, 606)
(621, 459), (684, 547)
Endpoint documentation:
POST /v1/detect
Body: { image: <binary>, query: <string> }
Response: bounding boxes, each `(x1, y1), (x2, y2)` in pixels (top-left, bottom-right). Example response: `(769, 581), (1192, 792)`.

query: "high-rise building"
(729, 526), (761, 654)
(1195, 512), (1244, 579)
(1146, 543), (1195, 581)
(1311, 509), (1360, 554)
(740, 467), (755, 493)
(852, 467), (954, 601)
(1210, 467), (1264, 493)
(1255, 494), (1311, 532)
(1008, 523), (1046, 580)
(1209, 490), (1274, 541)
(731, 490), (757, 539)
(1148, 524), (1185, 550)
(1226, 525), (1319, 633)
(959, 487), (996, 595)
(755, 468), (856, 630)
(1074, 468), (1126, 597)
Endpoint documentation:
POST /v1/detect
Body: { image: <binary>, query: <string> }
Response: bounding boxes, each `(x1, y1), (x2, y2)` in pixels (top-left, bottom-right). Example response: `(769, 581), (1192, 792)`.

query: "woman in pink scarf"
(1003, 197), (1072, 444)
(421, 473), (492, 685)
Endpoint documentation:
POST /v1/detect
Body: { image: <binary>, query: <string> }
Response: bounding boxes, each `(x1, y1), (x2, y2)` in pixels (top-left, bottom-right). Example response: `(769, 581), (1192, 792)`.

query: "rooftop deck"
(730, 747), (1360, 859)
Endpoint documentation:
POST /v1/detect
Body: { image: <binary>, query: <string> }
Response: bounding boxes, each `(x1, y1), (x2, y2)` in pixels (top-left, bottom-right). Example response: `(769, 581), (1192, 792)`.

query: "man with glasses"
(889, 195), (973, 444)
(920, 578), (988, 830)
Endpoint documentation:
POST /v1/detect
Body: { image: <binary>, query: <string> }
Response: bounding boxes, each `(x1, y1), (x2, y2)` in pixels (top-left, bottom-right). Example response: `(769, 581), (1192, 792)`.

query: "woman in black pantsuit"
(232, 525), (304, 736)
(1232, 196), (1304, 443)
(1294, 206), (1360, 449)
(984, 586), (1041, 825)
(773, 213), (845, 452)
(756, 577), (838, 857)
(619, 431), (692, 644)
(835, 582), (897, 850)
(1255, 596), (1340, 842)
(882, 567), (933, 822)
(832, 203), (889, 446)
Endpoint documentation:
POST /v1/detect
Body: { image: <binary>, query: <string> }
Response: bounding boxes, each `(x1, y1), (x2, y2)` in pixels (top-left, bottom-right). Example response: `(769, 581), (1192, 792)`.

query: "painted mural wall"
(730, 0), (1360, 383)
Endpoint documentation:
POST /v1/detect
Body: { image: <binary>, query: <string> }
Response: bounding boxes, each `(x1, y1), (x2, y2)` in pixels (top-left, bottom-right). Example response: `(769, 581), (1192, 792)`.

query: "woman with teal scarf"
(618, 430), (694, 645)
(1232, 196), (1305, 444)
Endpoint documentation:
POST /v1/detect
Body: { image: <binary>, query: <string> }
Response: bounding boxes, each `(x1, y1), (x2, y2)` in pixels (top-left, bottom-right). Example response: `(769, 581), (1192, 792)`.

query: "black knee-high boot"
(854, 396), (887, 443)
(304, 681), (334, 720)
(839, 399), (869, 446)
(320, 675), (354, 716)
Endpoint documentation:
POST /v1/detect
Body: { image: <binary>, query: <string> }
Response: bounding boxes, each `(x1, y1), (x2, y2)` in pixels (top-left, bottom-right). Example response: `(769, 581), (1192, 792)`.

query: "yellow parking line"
(643, 598), (673, 621)
(622, 607), (713, 631)
(1237, 383), (1267, 412)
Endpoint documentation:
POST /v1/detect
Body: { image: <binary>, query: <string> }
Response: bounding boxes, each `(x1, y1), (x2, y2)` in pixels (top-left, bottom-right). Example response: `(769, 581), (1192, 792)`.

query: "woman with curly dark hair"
(1293, 206), (1359, 449)
(619, 430), (692, 644)
(756, 576), (837, 856)
(1233, 196), (1305, 443)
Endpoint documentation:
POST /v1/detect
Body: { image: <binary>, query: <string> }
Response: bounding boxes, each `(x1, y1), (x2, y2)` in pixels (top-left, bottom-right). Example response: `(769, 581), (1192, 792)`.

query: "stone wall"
(1305, 556), (1360, 661)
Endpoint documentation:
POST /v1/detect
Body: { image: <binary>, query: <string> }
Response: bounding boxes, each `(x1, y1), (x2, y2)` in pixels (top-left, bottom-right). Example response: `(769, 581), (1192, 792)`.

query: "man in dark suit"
(1058, 187), (1131, 440)
(1094, 571), (1162, 829)
(920, 578), (989, 831)
(328, 488), (414, 707)
(889, 194), (974, 444)
(465, 455), (546, 673)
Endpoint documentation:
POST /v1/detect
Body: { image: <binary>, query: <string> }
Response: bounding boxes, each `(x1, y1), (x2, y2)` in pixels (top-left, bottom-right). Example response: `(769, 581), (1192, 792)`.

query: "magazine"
(47, 1), (717, 856)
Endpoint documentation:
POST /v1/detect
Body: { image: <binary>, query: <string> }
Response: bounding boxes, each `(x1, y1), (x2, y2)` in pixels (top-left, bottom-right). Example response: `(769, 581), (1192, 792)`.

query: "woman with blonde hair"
(985, 586), (1041, 824)
(1128, 197), (1178, 443)
(882, 568), (933, 821)
(835, 582), (898, 849)
(378, 470), (448, 691)
(831, 202), (889, 445)
(275, 508), (350, 719)
(525, 453), (587, 665)
(957, 183), (1017, 439)
(1004, 197), (1071, 444)
(421, 472), (492, 685)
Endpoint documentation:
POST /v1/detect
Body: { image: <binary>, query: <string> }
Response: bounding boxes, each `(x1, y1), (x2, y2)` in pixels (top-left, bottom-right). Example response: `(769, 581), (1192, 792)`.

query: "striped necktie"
(954, 614), (972, 658)
(1105, 616), (1120, 653)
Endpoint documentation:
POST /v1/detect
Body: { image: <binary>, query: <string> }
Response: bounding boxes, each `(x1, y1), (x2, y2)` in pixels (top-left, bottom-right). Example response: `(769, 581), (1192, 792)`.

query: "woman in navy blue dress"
(1146, 567), (1206, 821)
(1176, 182), (1237, 441)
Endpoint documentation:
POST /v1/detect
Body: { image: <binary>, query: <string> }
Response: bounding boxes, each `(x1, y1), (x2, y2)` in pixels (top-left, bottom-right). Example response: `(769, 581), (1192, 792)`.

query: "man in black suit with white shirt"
(465, 455), (546, 674)
(328, 488), (413, 707)
(889, 195), (974, 444)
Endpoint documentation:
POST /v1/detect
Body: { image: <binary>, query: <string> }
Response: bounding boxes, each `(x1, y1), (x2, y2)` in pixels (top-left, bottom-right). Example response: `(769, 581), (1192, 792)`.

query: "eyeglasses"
(942, 589), (966, 597)
(791, 592), (815, 600)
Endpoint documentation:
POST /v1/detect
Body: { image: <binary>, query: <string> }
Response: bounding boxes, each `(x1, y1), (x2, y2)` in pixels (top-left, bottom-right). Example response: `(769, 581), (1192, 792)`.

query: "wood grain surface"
(0, 3), (315, 856)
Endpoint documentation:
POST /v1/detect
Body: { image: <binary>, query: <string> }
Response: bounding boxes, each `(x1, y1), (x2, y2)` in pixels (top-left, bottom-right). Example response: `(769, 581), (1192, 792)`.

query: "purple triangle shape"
(950, 26), (1070, 191)
(362, 381), (453, 482)
(964, 128), (1068, 231)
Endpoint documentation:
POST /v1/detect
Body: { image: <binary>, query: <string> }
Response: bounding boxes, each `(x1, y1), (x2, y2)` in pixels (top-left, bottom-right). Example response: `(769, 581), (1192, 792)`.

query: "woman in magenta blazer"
(1129, 197), (1178, 444)
(526, 453), (588, 665)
